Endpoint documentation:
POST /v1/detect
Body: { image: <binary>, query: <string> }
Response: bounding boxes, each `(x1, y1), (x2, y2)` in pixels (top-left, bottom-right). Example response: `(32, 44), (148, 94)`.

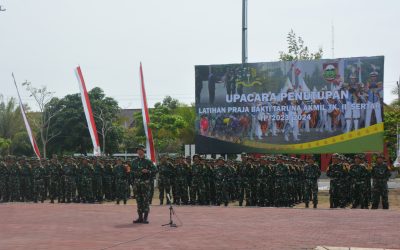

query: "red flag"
(12, 73), (41, 159)
(139, 63), (156, 163)
(75, 66), (101, 156)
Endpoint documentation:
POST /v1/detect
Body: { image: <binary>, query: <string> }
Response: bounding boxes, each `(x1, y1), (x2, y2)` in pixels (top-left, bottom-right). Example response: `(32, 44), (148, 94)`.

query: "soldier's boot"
(34, 199), (38, 203)
(50, 199), (54, 203)
(123, 199), (127, 205)
(313, 203), (317, 209)
(160, 199), (163, 205)
(224, 202), (228, 207)
(142, 212), (149, 224)
(133, 213), (143, 223)
(305, 202), (309, 208)
(41, 198), (44, 203)
(239, 201), (243, 206)
(116, 200), (120, 205)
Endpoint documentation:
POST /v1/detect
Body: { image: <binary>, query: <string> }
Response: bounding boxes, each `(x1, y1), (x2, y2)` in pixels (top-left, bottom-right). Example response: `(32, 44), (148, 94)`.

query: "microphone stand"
(162, 194), (177, 227)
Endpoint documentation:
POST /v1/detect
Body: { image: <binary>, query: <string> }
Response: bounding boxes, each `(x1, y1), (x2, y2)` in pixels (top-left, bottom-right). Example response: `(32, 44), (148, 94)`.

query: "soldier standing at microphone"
(131, 145), (157, 224)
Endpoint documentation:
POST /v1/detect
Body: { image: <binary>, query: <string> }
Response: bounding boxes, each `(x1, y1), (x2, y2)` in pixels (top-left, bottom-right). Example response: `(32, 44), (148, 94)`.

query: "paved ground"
(1, 203), (399, 250)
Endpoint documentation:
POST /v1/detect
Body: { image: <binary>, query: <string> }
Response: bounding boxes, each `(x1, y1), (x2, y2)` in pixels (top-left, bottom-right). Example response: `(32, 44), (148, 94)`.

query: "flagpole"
(75, 66), (101, 156)
(12, 73), (41, 159)
(139, 63), (156, 163)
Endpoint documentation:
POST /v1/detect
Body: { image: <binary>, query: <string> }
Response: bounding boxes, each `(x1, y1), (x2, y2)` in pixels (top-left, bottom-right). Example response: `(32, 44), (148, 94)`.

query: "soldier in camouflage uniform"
(80, 158), (94, 203)
(214, 157), (230, 206)
(202, 158), (213, 205)
(131, 145), (157, 224)
(190, 154), (205, 205)
(0, 158), (9, 202)
(303, 156), (321, 208)
(237, 153), (253, 206)
(274, 156), (290, 207)
(327, 154), (347, 208)
(48, 157), (61, 203)
(93, 158), (104, 203)
(8, 157), (21, 202)
(173, 156), (190, 205)
(371, 154), (391, 209)
(63, 157), (78, 203)
(349, 154), (369, 209)
(19, 157), (33, 202)
(256, 157), (271, 206)
(32, 160), (46, 203)
(114, 158), (129, 205)
(103, 159), (114, 201)
(157, 155), (173, 205)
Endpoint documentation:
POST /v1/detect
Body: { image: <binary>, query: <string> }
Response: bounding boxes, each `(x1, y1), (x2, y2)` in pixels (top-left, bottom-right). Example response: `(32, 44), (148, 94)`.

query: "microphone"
(166, 193), (172, 203)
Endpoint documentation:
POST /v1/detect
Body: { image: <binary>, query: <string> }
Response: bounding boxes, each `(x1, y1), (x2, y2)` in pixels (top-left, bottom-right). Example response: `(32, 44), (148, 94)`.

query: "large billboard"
(195, 56), (384, 154)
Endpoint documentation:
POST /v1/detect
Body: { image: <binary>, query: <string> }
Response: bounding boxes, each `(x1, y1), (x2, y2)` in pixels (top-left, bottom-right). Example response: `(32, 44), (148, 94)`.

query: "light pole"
(242, 0), (248, 64)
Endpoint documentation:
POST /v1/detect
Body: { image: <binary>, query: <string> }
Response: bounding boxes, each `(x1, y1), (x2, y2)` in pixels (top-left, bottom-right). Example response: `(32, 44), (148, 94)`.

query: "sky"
(0, 0), (399, 111)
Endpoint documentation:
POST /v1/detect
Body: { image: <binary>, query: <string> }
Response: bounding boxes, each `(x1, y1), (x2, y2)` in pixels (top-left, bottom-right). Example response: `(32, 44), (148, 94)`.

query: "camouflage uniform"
(63, 160), (78, 203)
(371, 158), (391, 209)
(327, 155), (347, 208)
(103, 161), (114, 201)
(303, 162), (321, 208)
(190, 159), (206, 205)
(93, 161), (104, 202)
(80, 162), (94, 203)
(274, 160), (289, 207)
(214, 158), (230, 206)
(32, 163), (46, 203)
(131, 155), (156, 222)
(19, 160), (33, 201)
(0, 160), (9, 202)
(157, 159), (173, 205)
(173, 159), (190, 205)
(349, 157), (369, 209)
(256, 159), (270, 206)
(48, 160), (61, 203)
(114, 162), (129, 204)
(8, 161), (21, 202)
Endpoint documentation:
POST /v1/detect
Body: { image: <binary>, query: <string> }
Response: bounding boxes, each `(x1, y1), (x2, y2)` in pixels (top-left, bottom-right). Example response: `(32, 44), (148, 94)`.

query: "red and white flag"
(139, 63), (156, 163)
(12, 73), (41, 159)
(75, 66), (101, 156)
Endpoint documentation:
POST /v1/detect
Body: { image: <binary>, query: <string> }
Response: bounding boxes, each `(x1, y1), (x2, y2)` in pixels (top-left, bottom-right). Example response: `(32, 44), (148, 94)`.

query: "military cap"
(192, 154), (201, 159)
(332, 153), (340, 158)
(369, 71), (378, 77)
(376, 153), (385, 159)
(136, 144), (146, 151)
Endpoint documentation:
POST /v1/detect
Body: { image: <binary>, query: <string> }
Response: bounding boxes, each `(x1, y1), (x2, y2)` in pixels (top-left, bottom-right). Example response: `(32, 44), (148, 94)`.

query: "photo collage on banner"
(195, 56), (384, 154)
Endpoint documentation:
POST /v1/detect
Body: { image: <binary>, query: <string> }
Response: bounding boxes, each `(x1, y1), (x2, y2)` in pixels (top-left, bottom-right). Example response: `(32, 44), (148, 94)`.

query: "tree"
(132, 96), (191, 154)
(0, 137), (11, 156)
(0, 96), (23, 140)
(90, 87), (121, 155)
(279, 29), (323, 61)
(47, 87), (122, 155)
(22, 81), (61, 158)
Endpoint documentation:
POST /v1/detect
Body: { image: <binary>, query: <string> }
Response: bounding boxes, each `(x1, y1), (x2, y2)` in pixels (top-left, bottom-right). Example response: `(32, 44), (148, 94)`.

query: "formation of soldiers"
(327, 153), (391, 209)
(0, 152), (391, 210)
(0, 155), (134, 204)
(158, 153), (319, 208)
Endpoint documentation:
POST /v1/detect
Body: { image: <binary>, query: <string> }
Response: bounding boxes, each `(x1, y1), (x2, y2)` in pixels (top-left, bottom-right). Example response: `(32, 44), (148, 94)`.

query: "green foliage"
(0, 137), (11, 156)
(47, 87), (122, 156)
(132, 96), (195, 154)
(279, 30), (323, 61)
(11, 131), (32, 156)
(384, 100), (400, 161)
